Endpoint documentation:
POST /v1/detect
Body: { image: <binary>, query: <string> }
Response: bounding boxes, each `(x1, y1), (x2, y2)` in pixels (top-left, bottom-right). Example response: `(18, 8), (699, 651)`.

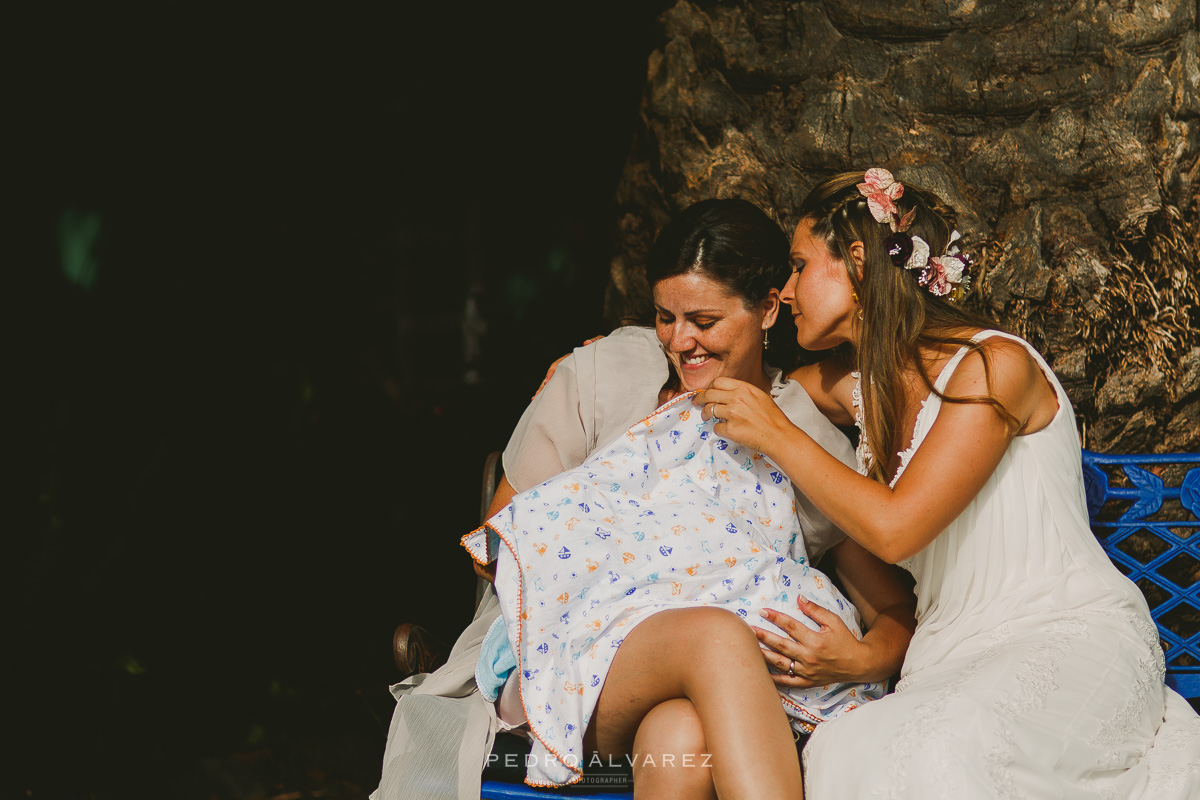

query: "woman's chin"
(679, 364), (725, 392)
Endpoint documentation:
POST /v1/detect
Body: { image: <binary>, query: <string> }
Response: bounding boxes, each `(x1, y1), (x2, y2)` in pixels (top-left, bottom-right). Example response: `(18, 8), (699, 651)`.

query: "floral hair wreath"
(857, 168), (972, 303)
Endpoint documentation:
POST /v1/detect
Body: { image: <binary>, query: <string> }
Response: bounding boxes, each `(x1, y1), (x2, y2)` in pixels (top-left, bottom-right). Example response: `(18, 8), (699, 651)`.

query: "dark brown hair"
(646, 198), (790, 306)
(646, 198), (798, 370)
(797, 172), (1014, 483)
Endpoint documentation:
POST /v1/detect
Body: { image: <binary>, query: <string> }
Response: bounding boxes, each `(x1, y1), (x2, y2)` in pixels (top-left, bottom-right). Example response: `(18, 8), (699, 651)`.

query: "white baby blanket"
(462, 393), (883, 787)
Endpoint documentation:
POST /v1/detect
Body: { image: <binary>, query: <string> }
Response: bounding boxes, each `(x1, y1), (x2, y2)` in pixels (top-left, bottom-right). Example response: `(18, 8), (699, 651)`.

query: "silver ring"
(787, 660), (796, 677)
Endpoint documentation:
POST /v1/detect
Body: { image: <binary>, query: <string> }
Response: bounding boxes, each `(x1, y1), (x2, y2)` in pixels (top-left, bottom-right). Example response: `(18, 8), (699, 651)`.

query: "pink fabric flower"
(923, 259), (953, 296)
(857, 168), (904, 225)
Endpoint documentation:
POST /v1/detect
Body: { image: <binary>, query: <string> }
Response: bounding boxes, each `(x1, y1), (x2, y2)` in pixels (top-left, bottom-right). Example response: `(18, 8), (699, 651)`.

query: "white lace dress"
(803, 331), (1200, 799)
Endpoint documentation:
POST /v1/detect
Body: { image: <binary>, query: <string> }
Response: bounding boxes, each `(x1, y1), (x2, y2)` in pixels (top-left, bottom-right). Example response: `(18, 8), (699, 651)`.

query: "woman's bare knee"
(683, 607), (760, 646)
(632, 699), (716, 800)
(635, 698), (708, 758)
(586, 607), (772, 757)
(648, 607), (761, 665)
(670, 607), (766, 687)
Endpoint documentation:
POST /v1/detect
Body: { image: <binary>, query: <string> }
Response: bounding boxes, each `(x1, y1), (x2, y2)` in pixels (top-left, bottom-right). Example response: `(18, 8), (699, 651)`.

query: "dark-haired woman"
(700, 170), (1200, 798)
(374, 199), (916, 800)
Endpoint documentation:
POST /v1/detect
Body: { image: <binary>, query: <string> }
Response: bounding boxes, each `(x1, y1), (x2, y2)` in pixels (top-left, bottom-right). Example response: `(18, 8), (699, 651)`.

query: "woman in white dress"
(700, 169), (1200, 797)
(375, 199), (917, 800)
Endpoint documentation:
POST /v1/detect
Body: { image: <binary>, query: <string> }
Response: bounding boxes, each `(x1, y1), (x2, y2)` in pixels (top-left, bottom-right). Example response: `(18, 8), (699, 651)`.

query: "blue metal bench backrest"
(1082, 449), (1200, 699)
(480, 450), (1200, 798)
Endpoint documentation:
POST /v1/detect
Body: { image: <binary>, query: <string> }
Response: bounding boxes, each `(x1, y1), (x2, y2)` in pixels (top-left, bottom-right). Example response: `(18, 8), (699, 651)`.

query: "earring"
(852, 291), (864, 321)
(762, 328), (770, 350)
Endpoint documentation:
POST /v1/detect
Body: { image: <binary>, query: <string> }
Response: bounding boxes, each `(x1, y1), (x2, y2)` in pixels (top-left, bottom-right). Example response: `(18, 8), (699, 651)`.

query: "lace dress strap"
(850, 371), (873, 476)
(854, 335), (980, 487)
(887, 342), (977, 487)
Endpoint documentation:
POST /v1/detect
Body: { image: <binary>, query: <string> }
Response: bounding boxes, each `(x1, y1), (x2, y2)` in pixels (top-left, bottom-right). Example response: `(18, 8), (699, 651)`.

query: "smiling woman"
(648, 199), (784, 395)
(653, 271), (777, 393)
(375, 199), (917, 799)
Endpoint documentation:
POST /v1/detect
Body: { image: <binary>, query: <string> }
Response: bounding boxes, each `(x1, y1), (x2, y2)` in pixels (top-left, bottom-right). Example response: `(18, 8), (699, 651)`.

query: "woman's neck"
(748, 365), (774, 395)
(658, 365), (773, 407)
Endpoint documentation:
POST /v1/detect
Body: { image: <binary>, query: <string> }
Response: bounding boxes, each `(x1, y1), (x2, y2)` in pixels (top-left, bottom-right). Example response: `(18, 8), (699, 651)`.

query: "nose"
(781, 270), (799, 308)
(668, 321), (695, 353)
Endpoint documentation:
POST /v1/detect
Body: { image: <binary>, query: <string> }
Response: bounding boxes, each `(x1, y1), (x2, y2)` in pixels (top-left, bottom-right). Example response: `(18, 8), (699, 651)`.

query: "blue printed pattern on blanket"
(462, 394), (883, 787)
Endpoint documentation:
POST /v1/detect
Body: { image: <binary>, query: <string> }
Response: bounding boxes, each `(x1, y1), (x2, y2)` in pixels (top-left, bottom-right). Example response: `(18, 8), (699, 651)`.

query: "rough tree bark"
(608, 0), (1200, 454)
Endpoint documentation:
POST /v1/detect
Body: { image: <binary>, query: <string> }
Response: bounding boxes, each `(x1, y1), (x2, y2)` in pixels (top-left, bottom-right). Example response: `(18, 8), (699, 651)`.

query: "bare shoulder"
(948, 335), (1041, 393)
(788, 358), (858, 426)
(944, 335), (1059, 433)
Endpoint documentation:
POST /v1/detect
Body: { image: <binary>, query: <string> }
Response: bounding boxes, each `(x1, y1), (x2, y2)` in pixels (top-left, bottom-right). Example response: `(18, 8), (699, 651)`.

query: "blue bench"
(477, 449), (1200, 798)
(481, 784), (631, 800)
(1082, 450), (1200, 699)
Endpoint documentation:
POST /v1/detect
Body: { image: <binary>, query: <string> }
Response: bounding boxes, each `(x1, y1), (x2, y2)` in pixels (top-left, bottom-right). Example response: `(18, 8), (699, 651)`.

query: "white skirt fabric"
(804, 606), (1200, 798)
(804, 331), (1200, 798)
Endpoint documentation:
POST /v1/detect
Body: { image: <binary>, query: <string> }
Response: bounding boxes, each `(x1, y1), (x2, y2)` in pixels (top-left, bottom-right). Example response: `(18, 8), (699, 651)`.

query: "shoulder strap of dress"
(932, 342), (975, 394)
(967, 330), (1068, 403)
(970, 329), (1044, 366)
(931, 329), (1050, 394)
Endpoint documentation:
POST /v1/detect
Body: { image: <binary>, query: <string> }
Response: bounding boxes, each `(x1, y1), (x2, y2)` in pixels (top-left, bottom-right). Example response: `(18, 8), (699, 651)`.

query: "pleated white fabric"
(374, 588), (503, 800)
(803, 331), (1200, 798)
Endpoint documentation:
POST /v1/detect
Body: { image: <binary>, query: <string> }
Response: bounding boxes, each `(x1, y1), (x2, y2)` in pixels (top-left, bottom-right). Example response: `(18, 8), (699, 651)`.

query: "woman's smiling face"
(653, 271), (778, 392)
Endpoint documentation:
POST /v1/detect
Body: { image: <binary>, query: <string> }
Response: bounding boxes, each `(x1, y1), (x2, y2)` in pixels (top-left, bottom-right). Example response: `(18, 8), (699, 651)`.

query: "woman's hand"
(752, 598), (870, 688)
(696, 377), (796, 458)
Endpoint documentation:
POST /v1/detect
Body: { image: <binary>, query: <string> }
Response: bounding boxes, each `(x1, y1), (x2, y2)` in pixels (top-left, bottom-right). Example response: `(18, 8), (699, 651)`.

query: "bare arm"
(703, 340), (1058, 564)
(831, 538), (917, 678)
(486, 474), (519, 519)
(788, 360), (858, 427)
(472, 475), (519, 582)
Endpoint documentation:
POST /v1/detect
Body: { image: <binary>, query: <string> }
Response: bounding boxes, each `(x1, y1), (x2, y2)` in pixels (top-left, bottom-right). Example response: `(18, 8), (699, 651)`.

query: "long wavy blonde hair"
(797, 172), (1015, 483)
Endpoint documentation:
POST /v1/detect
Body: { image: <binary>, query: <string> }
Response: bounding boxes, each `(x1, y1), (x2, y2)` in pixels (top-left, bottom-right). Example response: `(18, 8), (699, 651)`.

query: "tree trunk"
(609, 0), (1200, 454)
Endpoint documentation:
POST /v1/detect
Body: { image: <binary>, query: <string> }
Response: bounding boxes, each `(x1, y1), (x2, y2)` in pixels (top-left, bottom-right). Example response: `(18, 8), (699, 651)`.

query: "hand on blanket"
(696, 377), (796, 458)
(753, 597), (869, 688)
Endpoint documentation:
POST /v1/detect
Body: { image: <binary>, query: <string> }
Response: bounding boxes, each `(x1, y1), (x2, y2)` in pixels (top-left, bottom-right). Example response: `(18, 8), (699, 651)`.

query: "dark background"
(11, 5), (669, 797)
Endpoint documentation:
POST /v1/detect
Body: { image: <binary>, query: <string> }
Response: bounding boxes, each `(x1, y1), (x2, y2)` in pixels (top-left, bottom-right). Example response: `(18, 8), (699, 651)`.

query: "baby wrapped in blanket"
(462, 393), (884, 787)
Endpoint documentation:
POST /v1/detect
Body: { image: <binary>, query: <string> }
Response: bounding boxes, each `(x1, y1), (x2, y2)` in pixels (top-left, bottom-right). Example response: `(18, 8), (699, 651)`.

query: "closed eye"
(656, 309), (720, 330)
